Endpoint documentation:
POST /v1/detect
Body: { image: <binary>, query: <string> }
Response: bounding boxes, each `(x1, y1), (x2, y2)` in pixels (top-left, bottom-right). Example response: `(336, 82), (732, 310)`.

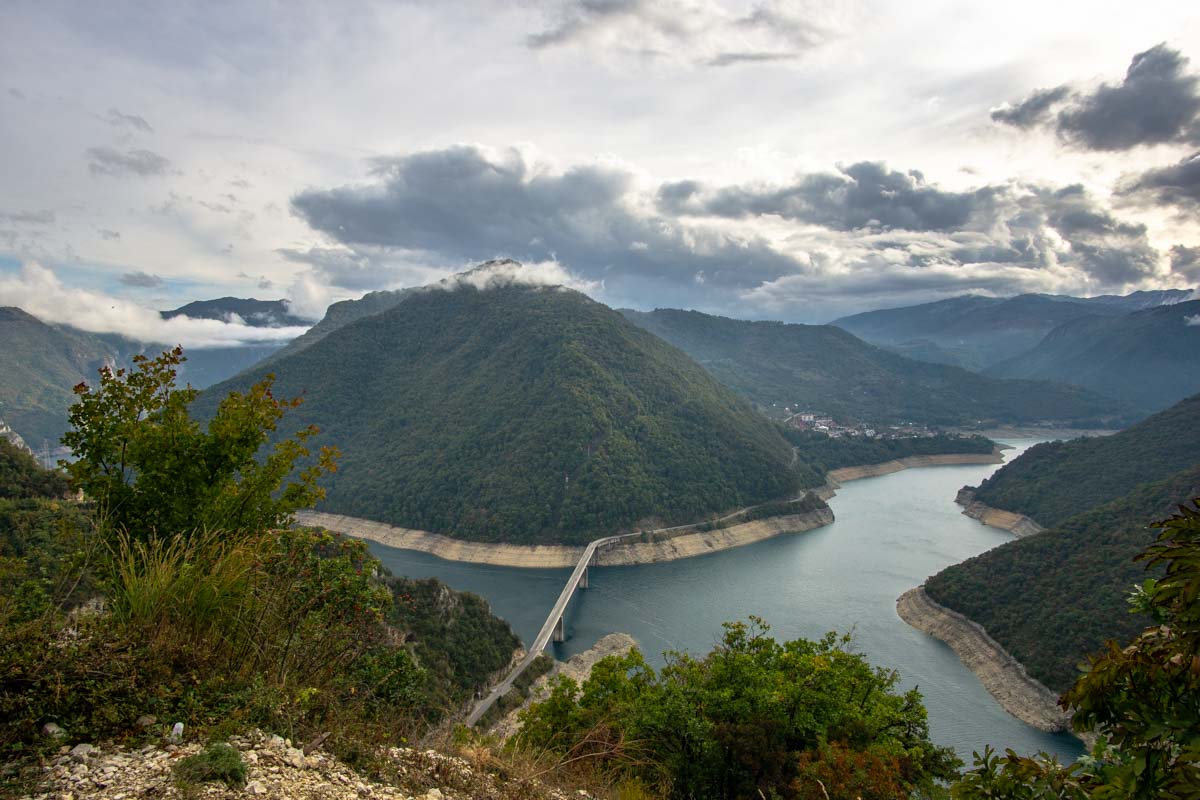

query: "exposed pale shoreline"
(897, 586), (1073, 735)
(296, 508), (834, 568)
(297, 449), (1004, 568)
(955, 488), (1045, 537)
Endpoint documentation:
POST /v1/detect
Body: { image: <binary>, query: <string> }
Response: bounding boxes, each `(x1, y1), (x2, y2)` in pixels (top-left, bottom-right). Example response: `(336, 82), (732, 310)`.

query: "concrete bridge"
(464, 479), (818, 727)
(464, 529), (636, 727)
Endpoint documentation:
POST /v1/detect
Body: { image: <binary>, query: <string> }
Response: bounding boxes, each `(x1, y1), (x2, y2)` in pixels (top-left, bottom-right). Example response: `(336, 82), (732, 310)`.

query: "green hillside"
(971, 394), (1200, 527)
(621, 308), (1131, 427)
(0, 306), (296, 447)
(200, 284), (822, 544)
(984, 300), (1200, 415)
(926, 466), (1200, 691)
(0, 307), (127, 447)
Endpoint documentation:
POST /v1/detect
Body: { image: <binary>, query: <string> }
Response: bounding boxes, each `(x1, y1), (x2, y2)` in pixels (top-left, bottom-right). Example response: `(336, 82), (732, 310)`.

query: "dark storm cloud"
(525, 0), (838, 66)
(994, 44), (1200, 150)
(526, 0), (642, 49)
(291, 146), (1166, 315)
(1117, 152), (1200, 212)
(1170, 245), (1200, 281)
(291, 145), (799, 290)
(658, 162), (982, 232)
(705, 51), (796, 67)
(118, 270), (165, 288)
(86, 146), (172, 177)
(101, 108), (153, 133)
(990, 85), (1070, 128)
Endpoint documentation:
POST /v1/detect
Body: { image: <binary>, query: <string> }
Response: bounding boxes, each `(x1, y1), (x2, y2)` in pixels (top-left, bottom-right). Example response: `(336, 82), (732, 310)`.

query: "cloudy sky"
(2, 0), (1199, 345)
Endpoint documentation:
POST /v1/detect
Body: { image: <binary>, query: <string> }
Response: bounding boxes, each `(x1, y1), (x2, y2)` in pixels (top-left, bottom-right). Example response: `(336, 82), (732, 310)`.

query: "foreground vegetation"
(0, 351), (517, 781)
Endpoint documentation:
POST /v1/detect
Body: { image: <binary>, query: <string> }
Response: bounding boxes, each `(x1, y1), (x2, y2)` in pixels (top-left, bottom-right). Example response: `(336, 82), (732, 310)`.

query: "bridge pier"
(552, 615), (565, 643)
(579, 565), (588, 589)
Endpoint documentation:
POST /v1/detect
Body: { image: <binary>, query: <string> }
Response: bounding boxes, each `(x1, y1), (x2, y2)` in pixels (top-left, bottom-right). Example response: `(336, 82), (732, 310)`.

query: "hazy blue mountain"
(833, 289), (1192, 370)
(161, 296), (311, 327)
(984, 300), (1200, 415)
(620, 308), (1132, 428)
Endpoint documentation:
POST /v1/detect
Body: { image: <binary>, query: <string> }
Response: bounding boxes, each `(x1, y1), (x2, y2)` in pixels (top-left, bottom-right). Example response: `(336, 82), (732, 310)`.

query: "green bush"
(173, 742), (247, 788)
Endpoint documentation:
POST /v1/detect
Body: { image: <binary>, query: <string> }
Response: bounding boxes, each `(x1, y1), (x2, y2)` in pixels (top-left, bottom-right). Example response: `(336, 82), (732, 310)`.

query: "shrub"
(173, 742), (247, 788)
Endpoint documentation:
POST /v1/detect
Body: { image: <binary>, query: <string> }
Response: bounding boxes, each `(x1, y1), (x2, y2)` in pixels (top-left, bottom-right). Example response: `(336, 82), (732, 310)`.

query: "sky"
(1, 0), (1199, 346)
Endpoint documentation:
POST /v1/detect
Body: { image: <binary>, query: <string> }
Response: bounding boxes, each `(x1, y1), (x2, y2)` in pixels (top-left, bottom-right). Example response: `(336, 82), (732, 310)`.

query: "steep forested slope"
(971, 394), (1200, 527)
(0, 307), (292, 446)
(201, 284), (821, 544)
(926, 466), (1200, 691)
(984, 300), (1200, 414)
(621, 308), (1130, 427)
(0, 307), (127, 447)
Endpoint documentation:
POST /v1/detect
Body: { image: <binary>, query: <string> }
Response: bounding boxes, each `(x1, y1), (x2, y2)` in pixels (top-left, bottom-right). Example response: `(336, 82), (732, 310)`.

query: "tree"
(514, 618), (961, 799)
(62, 347), (337, 541)
(952, 499), (1200, 799)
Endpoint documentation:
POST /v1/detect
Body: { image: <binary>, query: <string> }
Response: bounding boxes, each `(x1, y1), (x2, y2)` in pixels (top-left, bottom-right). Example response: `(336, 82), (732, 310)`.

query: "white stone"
(245, 779), (268, 795)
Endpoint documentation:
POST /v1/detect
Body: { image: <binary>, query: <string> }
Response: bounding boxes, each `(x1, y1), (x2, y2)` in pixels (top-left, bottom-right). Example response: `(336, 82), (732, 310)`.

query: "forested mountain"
(832, 290), (1192, 370)
(265, 287), (415, 363)
(970, 394), (1200, 527)
(0, 307), (129, 447)
(0, 306), (299, 447)
(161, 297), (311, 327)
(926, 466), (1200, 692)
(984, 300), (1200, 415)
(200, 282), (823, 545)
(620, 308), (1131, 427)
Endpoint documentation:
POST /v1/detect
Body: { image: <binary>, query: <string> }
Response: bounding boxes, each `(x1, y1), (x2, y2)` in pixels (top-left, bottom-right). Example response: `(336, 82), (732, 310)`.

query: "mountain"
(0, 306), (295, 448)
(265, 287), (415, 363)
(832, 290), (1192, 370)
(161, 296), (311, 327)
(984, 300), (1200, 415)
(0, 307), (129, 447)
(969, 393), (1200, 528)
(619, 308), (1131, 428)
(199, 280), (823, 545)
(926, 465), (1200, 692)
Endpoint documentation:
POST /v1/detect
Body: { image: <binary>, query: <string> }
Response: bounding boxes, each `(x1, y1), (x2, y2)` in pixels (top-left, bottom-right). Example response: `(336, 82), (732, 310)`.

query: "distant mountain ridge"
(161, 297), (311, 327)
(984, 300), (1200, 415)
(199, 277), (824, 545)
(620, 308), (1132, 428)
(833, 289), (1193, 370)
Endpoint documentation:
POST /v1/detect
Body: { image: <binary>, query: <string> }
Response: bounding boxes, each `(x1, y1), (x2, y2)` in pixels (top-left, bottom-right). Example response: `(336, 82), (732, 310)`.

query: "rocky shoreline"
(299, 449), (1004, 569)
(297, 508), (834, 568)
(955, 488), (1045, 537)
(896, 587), (1073, 735)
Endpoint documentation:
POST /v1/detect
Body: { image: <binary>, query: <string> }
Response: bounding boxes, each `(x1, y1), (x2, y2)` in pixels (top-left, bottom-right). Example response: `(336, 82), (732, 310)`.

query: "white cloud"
(0, 261), (308, 347)
(1186, 313), (1200, 325)
(434, 258), (603, 295)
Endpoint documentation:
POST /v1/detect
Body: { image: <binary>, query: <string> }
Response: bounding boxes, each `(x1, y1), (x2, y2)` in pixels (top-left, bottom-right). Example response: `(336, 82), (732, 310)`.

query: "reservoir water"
(367, 440), (1084, 764)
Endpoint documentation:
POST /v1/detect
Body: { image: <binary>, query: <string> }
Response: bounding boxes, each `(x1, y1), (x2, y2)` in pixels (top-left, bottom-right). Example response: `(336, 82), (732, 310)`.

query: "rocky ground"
(17, 730), (598, 800)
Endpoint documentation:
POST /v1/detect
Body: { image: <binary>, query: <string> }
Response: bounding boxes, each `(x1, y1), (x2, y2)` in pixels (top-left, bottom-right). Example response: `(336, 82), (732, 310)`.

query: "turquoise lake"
(368, 440), (1084, 764)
